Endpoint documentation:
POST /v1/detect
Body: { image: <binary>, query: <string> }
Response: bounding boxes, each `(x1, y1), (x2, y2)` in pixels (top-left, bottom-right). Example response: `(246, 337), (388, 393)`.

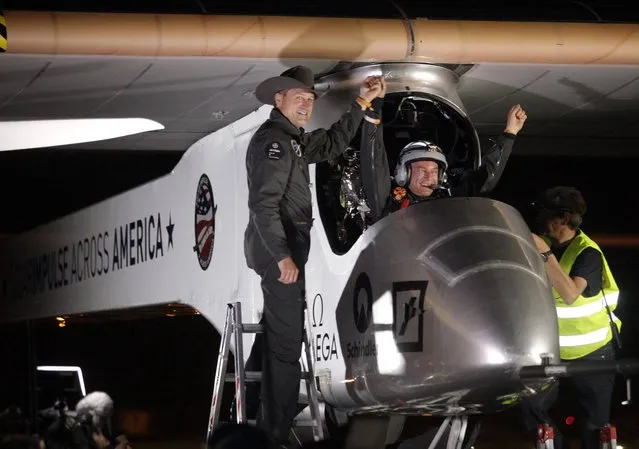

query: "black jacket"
(359, 98), (516, 219)
(244, 102), (372, 271)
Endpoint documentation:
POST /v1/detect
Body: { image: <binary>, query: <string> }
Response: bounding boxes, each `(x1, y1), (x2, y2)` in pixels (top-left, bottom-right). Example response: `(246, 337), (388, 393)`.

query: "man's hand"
(505, 104), (527, 135)
(378, 76), (387, 98)
(360, 76), (383, 103)
(532, 233), (551, 253)
(278, 256), (299, 284)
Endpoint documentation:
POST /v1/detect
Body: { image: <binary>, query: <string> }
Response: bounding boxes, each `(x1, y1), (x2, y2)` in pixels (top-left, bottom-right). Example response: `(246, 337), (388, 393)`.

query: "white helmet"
(393, 140), (448, 187)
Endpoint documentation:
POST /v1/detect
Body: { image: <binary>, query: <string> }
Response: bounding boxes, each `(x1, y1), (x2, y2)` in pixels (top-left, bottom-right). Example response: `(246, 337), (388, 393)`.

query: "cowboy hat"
(255, 65), (318, 106)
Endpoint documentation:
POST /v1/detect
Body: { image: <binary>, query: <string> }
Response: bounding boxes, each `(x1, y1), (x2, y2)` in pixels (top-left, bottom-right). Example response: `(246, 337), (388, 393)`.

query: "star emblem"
(166, 213), (175, 249)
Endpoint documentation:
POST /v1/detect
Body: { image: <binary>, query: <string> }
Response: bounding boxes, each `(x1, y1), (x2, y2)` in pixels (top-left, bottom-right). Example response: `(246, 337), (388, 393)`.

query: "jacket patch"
(393, 187), (407, 201)
(266, 142), (282, 160)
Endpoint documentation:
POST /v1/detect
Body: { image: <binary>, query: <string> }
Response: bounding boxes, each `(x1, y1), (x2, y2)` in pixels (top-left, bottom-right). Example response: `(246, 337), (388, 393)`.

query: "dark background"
(1, 0), (639, 447)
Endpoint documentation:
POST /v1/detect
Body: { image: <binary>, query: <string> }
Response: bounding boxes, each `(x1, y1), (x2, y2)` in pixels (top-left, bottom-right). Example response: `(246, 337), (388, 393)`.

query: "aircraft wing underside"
(1, 53), (639, 157)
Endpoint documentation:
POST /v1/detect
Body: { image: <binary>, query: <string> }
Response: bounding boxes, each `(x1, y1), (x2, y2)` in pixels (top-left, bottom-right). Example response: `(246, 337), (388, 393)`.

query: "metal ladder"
(206, 301), (325, 444)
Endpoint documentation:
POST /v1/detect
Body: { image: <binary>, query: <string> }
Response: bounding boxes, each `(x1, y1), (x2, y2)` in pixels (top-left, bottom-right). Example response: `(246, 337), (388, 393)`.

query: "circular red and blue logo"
(193, 174), (217, 270)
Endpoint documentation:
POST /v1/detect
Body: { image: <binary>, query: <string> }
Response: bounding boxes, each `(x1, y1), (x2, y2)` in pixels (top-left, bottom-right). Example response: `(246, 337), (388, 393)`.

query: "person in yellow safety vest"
(520, 185), (621, 449)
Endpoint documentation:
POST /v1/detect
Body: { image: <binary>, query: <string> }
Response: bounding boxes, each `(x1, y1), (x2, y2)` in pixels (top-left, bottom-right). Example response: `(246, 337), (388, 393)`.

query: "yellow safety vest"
(542, 231), (621, 360)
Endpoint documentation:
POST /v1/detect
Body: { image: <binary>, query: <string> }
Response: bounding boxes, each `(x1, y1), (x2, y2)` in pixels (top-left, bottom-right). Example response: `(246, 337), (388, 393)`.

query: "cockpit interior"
(315, 91), (482, 255)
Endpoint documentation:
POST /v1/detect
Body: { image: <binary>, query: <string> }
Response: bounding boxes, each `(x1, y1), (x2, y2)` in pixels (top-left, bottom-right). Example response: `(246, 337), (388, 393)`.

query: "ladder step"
(242, 323), (263, 333)
(225, 371), (262, 382)
(241, 418), (317, 428)
(293, 419), (319, 427)
(225, 371), (313, 382)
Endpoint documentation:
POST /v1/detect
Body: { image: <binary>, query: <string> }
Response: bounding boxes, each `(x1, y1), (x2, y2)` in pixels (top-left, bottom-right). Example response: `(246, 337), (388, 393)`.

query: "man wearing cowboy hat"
(243, 65), (383, 447)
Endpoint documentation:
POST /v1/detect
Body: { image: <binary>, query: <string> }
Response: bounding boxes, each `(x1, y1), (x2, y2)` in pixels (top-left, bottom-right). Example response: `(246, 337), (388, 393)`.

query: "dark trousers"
(245, 258), (306, 444)
(520, 343), (616, 449)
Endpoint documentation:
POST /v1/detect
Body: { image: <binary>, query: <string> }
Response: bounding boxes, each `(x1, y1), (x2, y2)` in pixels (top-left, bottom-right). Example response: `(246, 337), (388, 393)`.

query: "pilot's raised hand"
(359, 76), (383, 103)
(505, 104), (527, 135)
(278, 256), (299, 284)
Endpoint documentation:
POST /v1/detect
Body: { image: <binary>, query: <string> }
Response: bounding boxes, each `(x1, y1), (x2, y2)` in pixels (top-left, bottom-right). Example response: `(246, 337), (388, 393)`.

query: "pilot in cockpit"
(358, 76), (528, 220)
(385, 140), (451, 211)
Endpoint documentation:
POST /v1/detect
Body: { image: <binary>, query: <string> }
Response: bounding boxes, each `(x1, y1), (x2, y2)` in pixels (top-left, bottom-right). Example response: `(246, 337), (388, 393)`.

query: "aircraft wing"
(0, 10), (638, 157)
(0, 105), (272, 336)
(0, 118), (164, 152)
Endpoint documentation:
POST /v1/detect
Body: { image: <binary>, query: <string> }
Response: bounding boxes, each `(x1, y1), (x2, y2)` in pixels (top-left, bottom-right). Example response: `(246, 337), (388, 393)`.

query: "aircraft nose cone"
(397, 197), (559, 368)
(336, 197), (559, 382)
(334, 197), (559, 411)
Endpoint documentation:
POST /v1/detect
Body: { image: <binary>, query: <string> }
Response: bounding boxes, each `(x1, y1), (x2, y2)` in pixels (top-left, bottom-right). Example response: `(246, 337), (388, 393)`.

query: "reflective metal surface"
(313, 63), (465, 110)
(336, 146), (370, 243)
(333, 197), (559, 414)
(308, 63), (481, 168)
(339, 147), (368, 215)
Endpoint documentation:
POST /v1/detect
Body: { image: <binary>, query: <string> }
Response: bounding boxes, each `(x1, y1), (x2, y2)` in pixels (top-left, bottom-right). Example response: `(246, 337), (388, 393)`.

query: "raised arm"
(303, 76), (383, 164)
(359, 83), (390, 221)
(473, 104), (528, 195)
